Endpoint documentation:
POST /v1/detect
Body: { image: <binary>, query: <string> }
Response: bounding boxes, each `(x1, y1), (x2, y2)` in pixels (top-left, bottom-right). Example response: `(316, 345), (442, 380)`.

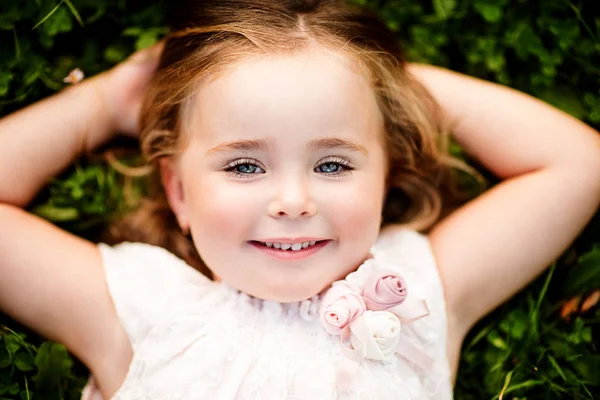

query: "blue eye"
(317, 162), (342, 173)
(224, 159), (265, 177)
(315, 157), (353, 176)
(235, 164), (260, 174)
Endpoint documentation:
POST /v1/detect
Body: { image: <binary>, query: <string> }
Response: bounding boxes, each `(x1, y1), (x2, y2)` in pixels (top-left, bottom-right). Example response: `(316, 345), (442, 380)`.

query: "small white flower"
(63, 68), (84, 84)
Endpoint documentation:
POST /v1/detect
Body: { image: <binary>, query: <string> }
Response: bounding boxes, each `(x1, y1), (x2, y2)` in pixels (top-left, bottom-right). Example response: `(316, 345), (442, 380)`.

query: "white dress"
(81, 228), (453, 400)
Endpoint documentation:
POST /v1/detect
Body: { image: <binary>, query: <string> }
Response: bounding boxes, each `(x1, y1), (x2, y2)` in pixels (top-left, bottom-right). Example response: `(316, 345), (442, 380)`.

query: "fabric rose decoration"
(320, 283), (366, 335)
(361, 268), (408, 311)
(319, 258), (434, 390)
(349, 311), (401, 361)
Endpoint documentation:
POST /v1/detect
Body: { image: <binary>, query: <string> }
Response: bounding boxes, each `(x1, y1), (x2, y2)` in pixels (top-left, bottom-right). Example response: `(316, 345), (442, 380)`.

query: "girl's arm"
(408, 64), (600, 335)
(0, 44), (161, 398)
(0, 46), (159, 206)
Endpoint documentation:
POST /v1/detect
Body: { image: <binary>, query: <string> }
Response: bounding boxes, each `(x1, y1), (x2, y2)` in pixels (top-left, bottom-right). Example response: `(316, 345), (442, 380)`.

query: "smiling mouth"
(248, 240), (330, 252)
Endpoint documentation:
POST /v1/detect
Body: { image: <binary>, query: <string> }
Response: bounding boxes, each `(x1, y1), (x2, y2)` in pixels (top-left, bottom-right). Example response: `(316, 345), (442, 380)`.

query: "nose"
(268, 175), (317, 219)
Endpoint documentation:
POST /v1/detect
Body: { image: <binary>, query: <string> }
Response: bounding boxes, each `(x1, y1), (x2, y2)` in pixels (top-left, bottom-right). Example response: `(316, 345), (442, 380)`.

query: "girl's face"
(161, 48), (388, 302)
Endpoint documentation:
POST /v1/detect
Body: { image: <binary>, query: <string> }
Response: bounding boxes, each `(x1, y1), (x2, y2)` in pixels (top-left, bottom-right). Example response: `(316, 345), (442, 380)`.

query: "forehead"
(183, 47), (383, 146)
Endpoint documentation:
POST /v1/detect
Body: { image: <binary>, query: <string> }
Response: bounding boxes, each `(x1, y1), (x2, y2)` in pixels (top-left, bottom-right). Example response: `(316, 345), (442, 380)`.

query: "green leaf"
(13, 351), (35, 372)
(536, 86), (587, 120)
(474, 3), (503, 23)
(485, 53), (505, 72)
(0, 346), (11, 368)
(504, 22), (545, 59)
(0, 382), (19, 399)
(487, 329), (508, 350)
(563, 246), (600, 295)
(571, 354), (600, 385)
(4, 334), (21, 355)
(0, 71), (15, 97)
(499, 309), (528, 340)
(0, 6), (21, 30)
(38, 33), (54, 50)
(548, 336), (570, 359)
(7, 382), (19, 395)
(122, 26), (142, 36)
(22, 64), (41, 86)
(32, 204), (79, 222)
(135, 31), (159, 50)
(432, 0), (456, 20)
(33, 342), (73, 390)
(104, 45), (130, 64)
(43, 6), (72, 37)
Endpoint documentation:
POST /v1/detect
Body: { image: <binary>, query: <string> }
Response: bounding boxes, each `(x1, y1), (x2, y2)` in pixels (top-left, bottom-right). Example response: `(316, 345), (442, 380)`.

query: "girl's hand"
(89, 41), (164, 139)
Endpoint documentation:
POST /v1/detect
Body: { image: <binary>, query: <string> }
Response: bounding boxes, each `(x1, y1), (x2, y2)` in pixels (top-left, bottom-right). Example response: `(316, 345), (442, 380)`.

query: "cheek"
(183, 175), (259, 241)
(318, 174), (385, 241)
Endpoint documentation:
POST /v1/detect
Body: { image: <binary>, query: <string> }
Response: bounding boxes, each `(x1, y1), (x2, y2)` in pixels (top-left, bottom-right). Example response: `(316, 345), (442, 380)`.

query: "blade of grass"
(531, 262), (556, 338)
(547, 380), (570, 394)
(565, 0), (597, 41)
(24, 377), (30, 400)
(547, 353), (567, 382)
(12, 27), (20, 61)
(492, 380), (546, 399)
(63, 0), (84, 27)
(497, 369), (513, 400)
(581, 384), (593, 399)
(0, 87), (32, 106)
(536, 262), (556, 311)
(32, 0), (65, 30)
(465, 320), (497, 352)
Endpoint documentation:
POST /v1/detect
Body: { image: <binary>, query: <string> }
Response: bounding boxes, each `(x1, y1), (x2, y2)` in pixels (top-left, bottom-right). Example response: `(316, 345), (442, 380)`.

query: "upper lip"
(253, 238), (328, 243)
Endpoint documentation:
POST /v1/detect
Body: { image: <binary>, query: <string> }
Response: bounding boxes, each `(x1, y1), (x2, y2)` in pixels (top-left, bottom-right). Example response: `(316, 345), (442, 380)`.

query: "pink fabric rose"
(320, 283), (366, 335)
(361, 269), (408, 311)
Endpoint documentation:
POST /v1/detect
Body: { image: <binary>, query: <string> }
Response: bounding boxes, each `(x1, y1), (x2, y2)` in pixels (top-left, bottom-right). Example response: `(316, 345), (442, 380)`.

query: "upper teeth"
(263, 241), (317, 251)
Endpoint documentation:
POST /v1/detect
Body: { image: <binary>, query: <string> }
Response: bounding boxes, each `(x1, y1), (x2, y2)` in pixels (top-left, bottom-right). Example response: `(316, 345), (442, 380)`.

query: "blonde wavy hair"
(102, 0), (483, 277)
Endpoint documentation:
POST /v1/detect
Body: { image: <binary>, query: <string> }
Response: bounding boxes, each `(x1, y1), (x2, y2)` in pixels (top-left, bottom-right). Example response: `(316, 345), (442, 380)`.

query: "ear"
(158, 158), (189, 232)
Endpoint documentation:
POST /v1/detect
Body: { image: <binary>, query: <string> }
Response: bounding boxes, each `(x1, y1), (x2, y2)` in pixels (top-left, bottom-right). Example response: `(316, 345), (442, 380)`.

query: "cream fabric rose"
(350, 311), (401, 361)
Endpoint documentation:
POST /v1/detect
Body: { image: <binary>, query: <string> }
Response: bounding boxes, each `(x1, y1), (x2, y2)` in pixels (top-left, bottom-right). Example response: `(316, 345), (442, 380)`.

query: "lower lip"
(248, 240), (330, 260)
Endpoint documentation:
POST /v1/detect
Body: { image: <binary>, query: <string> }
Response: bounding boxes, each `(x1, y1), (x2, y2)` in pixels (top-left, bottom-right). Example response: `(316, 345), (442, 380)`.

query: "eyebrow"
(208, 139), (268, 154)
(310, 138), (368, 155)
(207, 137), (368, 155)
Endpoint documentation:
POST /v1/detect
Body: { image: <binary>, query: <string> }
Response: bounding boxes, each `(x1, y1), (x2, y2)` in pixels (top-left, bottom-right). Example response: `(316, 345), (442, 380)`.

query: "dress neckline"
(217, 281), (324, 321)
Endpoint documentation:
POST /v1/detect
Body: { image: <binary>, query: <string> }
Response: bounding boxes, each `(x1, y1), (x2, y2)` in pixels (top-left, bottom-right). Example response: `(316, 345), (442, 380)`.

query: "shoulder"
(373, 225), (435, 264)
(97, 241), (210, 287)
(95, 241), (213, 344)
(374, 225), (440, 287)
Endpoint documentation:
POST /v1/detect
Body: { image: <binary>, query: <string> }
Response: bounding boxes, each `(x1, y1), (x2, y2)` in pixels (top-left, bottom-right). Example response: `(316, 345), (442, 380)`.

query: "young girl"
(1, 0), (599, 399)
